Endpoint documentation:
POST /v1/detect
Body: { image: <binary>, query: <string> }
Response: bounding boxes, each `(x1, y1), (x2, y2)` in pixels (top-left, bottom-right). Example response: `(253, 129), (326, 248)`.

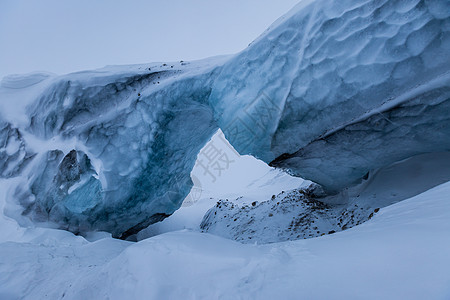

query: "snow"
(1, 176), (450, 299)
(2, 128), (448, 298)
(1, 132), (449, 299)
(198, 151), (450, 244)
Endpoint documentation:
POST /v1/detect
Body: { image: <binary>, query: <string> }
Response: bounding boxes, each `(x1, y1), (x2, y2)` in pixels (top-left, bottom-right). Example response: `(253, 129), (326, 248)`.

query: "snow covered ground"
(1, 136), (450, 299)
(198, 150), (450, 244)
(1, 183), (450, 299)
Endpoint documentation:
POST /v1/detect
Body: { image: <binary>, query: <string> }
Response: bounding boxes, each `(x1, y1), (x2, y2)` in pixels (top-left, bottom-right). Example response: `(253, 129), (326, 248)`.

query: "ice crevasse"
(0, 0), (449, 237)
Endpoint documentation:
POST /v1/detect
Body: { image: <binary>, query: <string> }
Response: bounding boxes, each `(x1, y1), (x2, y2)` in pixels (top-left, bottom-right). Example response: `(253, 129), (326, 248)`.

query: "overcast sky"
(0, 0), (299, 79)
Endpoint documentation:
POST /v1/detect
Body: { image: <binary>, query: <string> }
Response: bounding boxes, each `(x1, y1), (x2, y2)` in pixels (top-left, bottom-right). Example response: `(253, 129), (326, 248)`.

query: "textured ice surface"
(1, 60), (226, 237)
(211, 0), (450, 192)
(271, 83), (450, 191)
(1, 0), (449, 235)
(0, 122), (35, 177)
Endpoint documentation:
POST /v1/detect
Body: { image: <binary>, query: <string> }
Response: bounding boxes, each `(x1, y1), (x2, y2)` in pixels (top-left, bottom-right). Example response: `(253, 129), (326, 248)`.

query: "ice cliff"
(1, 0), (449, 237)
(0, 61), (224, 238)
(211, 0), (450, 192)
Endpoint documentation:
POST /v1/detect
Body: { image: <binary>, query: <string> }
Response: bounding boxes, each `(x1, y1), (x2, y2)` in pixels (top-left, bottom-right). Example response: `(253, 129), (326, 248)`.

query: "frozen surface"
(211, 0), (450, 192)
(0, 59), (227, 237)
(200, 152), (450, 243)
(1, 177), (450, 299)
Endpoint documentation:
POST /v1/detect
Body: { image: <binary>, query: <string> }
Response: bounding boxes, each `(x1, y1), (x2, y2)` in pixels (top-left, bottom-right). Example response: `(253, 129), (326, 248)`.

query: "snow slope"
(200, 151), (450, 244)
(1, 179), (449, 299)
(0, 133), (449, 299)
(0, 120), (449, 299)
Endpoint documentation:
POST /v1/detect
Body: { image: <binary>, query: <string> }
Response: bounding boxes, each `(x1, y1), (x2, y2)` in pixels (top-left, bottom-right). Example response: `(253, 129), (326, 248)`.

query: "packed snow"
(200, 151), (450, 244)
(1, 165), (450, 299)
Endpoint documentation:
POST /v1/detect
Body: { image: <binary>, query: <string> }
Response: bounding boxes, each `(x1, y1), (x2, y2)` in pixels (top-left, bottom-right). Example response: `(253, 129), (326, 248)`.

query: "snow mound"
(0, 72), (53, 89)
(200, 186), (378, 244)
(200, 151), (450, 244)
(1, 181), (450, 299)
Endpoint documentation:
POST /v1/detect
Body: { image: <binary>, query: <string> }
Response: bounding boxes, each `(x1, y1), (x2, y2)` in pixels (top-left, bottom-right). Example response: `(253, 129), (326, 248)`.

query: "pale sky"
(0, 0), (299, 79)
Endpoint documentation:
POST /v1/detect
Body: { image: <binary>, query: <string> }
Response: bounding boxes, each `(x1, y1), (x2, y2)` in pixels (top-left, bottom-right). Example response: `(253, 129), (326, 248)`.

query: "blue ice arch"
(1, 0), (449, 237)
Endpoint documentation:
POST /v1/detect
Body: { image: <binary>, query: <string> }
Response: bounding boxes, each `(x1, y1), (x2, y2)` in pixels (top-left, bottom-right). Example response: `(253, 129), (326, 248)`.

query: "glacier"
(211, 0), (450, 192)
(0, 61), (225, 238)
(1, 0), (449, 237)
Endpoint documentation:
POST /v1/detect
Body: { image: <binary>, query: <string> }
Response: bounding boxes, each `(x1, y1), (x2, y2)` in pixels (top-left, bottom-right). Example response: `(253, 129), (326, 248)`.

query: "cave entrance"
(184, 129), (306, 206)
(135, 129), (305, 240)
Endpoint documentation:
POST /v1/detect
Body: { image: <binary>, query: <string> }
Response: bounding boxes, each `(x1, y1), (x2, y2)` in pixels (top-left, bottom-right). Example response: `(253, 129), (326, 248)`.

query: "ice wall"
(210, 0), (450, 192)
(1, 61), (223, 238)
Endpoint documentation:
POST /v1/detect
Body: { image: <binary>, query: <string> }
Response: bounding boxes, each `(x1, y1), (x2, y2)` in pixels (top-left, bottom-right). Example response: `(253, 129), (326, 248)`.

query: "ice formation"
(211, 0), (450, 192)
(1, 61), (225, 238)
(1, 0), (449, 236)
